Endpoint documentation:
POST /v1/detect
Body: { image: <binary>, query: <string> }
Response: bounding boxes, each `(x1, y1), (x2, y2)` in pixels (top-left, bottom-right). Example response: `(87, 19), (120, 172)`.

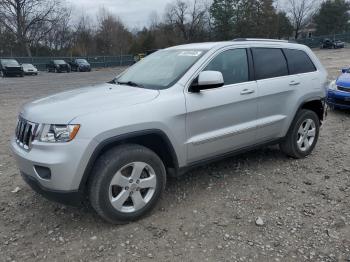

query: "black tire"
(280, 109), (320, 159)
(88, 144), (166, 224)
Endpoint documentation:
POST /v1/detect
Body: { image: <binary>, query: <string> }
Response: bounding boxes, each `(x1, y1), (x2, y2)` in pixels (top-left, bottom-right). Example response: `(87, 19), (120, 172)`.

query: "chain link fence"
(297, 33), (350, 48)
(0, 55), (134, 71)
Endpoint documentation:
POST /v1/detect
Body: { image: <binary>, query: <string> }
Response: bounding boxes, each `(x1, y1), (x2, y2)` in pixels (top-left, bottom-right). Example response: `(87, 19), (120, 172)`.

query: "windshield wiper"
(116, 81), (144, 88)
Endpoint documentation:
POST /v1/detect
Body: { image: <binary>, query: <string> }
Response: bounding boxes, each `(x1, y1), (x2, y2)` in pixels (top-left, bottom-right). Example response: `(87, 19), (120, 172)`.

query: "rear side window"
(252, 48), (288, 80)
(284, 49), (316, 74)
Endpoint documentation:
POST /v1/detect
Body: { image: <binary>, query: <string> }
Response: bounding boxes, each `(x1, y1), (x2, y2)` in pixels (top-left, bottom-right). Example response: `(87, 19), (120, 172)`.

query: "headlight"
(39, 124), (80, 143)
(328, 80), (337, 90)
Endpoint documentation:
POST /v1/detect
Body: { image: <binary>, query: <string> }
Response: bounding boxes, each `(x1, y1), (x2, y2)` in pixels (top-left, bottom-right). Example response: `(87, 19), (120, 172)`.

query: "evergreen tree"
(314, 0), (350, 35)
(210, 0), (238, 40)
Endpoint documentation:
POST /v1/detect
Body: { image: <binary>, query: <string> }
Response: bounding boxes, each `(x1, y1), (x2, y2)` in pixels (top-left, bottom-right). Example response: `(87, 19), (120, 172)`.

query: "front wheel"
(88, 144), (166, 224)
(280, 109), (320, 159)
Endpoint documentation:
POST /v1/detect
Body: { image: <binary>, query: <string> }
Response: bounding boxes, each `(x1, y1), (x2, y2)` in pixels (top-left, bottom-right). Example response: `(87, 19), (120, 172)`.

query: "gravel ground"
(0, 49), (349, 262)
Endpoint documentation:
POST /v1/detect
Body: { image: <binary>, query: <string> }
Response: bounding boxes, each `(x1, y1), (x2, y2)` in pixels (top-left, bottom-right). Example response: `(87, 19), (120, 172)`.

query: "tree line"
(0, 0), (349, 57)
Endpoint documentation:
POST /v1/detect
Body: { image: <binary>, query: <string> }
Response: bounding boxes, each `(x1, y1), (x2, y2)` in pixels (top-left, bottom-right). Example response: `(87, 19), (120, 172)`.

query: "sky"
(67, 0), (176, 29)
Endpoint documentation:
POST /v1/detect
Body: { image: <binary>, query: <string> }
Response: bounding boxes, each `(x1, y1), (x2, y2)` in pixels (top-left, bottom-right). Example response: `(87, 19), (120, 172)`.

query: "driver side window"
(204, 49), (249, 86)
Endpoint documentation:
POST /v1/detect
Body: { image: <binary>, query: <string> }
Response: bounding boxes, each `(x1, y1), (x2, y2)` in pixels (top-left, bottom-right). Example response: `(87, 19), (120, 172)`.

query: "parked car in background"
(22, 63), (38, 75)
(46, 60), (71, 73)
(11, 39), (328, 223)
(320, 39), (345, 49)
(327, 67), (350, 109)
(69, 59), (91, 72)
(0, 59), (24, 77)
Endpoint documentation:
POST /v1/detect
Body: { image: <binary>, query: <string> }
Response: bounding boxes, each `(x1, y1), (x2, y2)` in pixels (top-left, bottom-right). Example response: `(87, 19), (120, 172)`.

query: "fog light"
(34, 165), (51, 179)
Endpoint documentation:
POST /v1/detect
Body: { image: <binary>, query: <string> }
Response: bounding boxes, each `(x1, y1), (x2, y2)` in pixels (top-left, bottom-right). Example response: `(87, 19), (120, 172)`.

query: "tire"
(280, 109), (320, 159)
(0, 70), (4, 77)
(88, 144), (166, 224)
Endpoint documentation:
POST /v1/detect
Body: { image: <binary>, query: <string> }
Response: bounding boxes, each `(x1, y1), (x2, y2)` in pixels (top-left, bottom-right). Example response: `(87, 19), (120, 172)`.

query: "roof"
(167, 39), (305, 51)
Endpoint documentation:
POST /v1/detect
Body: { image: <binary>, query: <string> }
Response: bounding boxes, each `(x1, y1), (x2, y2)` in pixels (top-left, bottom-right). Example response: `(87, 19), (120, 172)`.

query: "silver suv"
(11, 40), (328, 223)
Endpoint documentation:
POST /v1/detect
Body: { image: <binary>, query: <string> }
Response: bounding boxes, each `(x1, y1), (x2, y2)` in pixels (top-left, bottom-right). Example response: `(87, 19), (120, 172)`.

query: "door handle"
(240, 89), (255, 95)
(289, 81), (300, 86)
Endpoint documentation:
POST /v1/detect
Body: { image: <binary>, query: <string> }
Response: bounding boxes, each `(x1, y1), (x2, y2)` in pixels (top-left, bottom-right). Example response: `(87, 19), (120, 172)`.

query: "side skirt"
(176, 138), (284, 177)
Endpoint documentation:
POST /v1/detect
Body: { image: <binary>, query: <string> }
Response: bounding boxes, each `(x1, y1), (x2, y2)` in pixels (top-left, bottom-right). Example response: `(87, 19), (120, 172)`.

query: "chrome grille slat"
(15, 117), (39, 151)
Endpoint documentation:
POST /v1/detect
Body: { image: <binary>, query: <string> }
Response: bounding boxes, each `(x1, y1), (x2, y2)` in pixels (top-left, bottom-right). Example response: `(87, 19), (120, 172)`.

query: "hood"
(20, 83), (159, 124)
(336, 73), (350, 88)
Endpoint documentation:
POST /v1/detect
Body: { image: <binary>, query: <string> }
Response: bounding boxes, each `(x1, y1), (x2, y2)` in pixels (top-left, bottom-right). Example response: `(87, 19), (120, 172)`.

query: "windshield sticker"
(178, 51), (202, 57)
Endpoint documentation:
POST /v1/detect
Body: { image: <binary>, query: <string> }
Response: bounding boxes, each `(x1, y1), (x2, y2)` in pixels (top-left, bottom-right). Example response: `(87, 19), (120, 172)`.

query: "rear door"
(252, 47), (299, 142)
(283, 48), (319, 102)
(185, 48), (258, 163)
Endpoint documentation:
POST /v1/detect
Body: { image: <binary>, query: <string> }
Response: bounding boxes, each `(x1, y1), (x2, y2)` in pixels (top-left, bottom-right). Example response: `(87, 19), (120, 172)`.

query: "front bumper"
(21, 172), (83, 206)
(79, 66), (91, 72)
(10, 136), (97, 192)
(327, 90), (350, 109)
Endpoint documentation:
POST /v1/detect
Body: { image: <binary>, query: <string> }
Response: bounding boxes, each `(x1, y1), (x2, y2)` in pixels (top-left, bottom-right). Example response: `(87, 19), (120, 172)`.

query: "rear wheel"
(88, 144), (166, 224)
(280, 109), (320, 159)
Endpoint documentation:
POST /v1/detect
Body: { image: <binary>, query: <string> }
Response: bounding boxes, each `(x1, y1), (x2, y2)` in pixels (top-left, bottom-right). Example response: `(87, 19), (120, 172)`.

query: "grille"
(15, 117), (39, 150)
(337, 86), (350, 93)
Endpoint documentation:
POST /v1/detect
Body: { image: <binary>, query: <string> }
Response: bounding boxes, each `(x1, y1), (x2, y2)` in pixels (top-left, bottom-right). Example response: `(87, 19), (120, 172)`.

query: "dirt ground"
(0, 49), (349, 262)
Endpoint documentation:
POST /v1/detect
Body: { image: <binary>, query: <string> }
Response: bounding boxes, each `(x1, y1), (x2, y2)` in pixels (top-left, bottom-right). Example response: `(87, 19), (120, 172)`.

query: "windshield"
(1, 59), (20, 67)
(54, 60), (66, 65)
(76, 59), (88, 64)
(116, 49), (206, 90)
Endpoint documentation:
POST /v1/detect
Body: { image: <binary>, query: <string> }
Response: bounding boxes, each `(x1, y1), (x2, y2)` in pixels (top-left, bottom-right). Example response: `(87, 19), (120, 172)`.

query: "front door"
(185, 48), (258, 163)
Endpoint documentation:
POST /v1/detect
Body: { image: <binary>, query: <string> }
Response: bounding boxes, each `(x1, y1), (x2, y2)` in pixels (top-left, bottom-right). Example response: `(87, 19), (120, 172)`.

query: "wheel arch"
(299, 98), (325, 123)
(79, 129), (179, 191)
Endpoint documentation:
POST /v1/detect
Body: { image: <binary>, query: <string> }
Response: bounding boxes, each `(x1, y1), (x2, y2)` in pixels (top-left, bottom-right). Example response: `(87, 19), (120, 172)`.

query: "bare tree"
(95, 8), (132, 56)
(165, 0), (209, 42)
(287, 0), (318, 39)
(71, 15), (95, 56)
(0, 0), (67, 56)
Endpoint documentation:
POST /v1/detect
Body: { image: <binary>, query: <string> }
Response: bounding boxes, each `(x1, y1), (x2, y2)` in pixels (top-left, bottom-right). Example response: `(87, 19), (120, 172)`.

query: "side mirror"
(189, 71), (224, 93)
(341, 68), (349, 73)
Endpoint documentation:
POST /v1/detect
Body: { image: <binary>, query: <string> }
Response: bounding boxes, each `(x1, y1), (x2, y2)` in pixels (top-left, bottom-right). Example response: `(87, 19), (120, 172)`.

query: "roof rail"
(232, 38), (289, 43)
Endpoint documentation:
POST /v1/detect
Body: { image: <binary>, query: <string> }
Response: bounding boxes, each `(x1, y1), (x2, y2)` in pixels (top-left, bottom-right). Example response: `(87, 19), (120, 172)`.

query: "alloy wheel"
(296, 119), (316, 152)
(109, 162), (157, 213)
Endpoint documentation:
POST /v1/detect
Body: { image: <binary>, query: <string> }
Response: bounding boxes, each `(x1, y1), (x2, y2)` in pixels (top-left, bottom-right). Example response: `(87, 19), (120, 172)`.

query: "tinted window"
(204, 49), (249, 85)
(284, 49), (316, 74)
(252, 48), (288, 80)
